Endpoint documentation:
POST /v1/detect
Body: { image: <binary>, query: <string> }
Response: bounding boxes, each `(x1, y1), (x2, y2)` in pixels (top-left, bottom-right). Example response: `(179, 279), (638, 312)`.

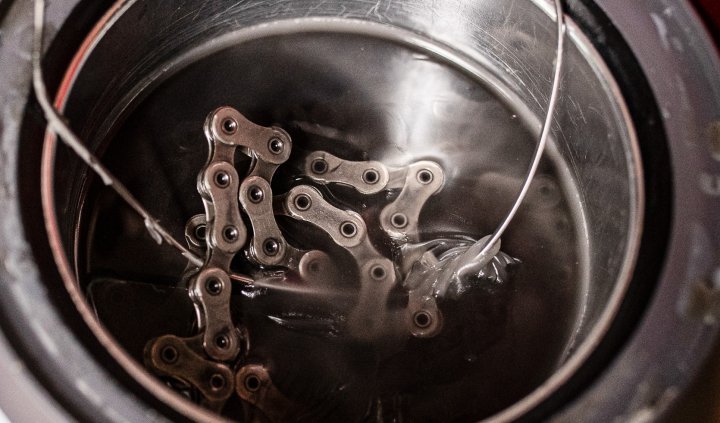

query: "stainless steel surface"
(475, 0), (566, 261)
(31, 0), (204, 268)
(37, 0), (643, 420)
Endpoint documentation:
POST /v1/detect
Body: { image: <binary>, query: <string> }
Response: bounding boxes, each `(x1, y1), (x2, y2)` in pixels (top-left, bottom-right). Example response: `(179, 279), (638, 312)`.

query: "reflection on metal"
(33, 0), (646, 421)
(474, 0), (566, 259)
(31, 0), (203, 267)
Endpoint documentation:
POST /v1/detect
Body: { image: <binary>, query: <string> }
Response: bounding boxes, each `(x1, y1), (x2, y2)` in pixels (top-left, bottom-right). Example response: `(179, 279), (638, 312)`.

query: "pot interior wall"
(46, 0), (641, 420)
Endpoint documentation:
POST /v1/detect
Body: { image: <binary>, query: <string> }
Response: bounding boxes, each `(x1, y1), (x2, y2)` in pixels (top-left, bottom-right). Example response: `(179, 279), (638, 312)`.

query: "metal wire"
(470, 0), (566, 262)
(32, 0), (204, 268)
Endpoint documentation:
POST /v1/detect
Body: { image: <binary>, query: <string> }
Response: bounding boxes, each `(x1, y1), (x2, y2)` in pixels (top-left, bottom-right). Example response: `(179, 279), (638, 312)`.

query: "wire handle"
(470, 0), (566, 262)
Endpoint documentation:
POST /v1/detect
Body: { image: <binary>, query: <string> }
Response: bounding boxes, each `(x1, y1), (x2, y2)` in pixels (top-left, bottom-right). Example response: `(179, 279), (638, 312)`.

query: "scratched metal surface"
(41, 0), (644, 420)
(57, 0), (640, 346)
